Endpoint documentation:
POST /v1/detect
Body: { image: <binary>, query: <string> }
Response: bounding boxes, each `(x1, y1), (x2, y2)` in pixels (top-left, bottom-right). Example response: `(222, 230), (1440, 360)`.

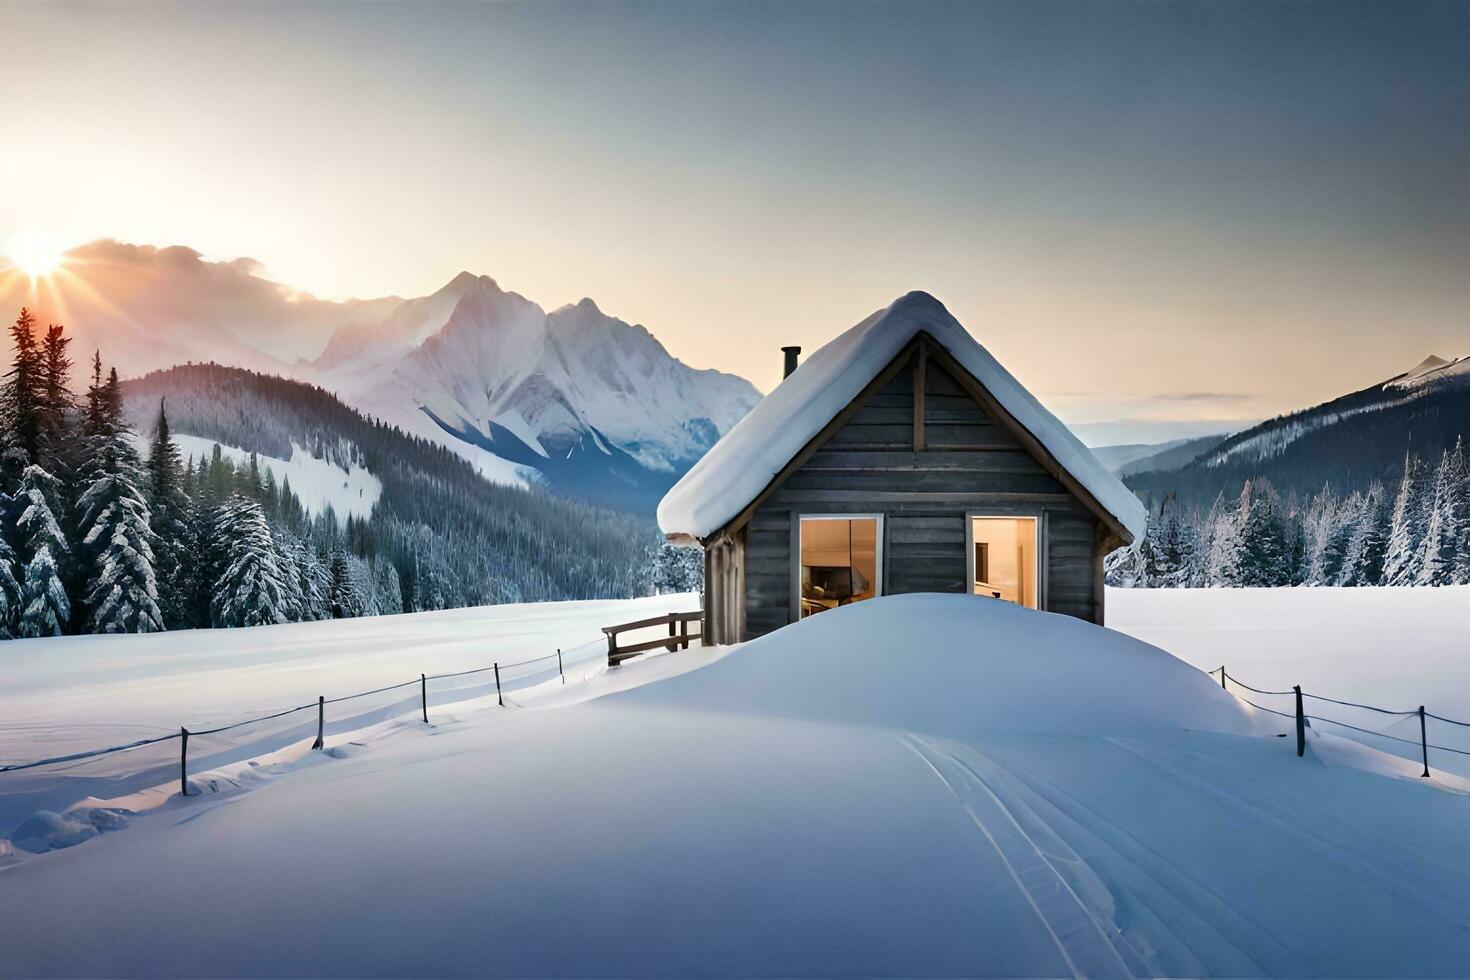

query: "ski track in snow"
(906, 734), (1145, 980)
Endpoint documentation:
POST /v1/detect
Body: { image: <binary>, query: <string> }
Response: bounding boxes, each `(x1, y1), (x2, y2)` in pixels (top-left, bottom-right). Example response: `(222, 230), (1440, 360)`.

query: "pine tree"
(1, 309), (44, 475)
(1339, 482), (1390, 586)
(328, 549), (364, 618)
(1153, 495), (1199, 585)
(36, 323), (73, 474)
(18, 544), (70, 638)
(76, 367), (163, 633)
(376, 558), (403, 615)
(1384, 452), (1431, 586)
(1199, 490), (1243, 586)
(1417, 439), (1470, 586)
(145, 399), (191, 627)
(0, 532), (19, 639)
(211, 494), (289, 628)
(1233, 479), (1291, 586)
(13, 464), (70, 637)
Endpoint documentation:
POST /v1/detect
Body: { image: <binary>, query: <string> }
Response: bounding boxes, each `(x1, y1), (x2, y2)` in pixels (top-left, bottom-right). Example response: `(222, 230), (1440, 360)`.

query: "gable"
(657, 291), (1147, 544)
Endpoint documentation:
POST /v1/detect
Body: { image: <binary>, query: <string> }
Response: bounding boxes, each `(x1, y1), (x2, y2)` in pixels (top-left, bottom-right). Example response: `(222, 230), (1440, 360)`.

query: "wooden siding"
(736, 345), (1107, 638)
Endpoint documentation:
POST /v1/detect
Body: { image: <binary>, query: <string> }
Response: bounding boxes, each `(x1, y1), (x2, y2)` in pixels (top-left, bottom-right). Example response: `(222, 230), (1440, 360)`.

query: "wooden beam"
(913, 344), (927, 452)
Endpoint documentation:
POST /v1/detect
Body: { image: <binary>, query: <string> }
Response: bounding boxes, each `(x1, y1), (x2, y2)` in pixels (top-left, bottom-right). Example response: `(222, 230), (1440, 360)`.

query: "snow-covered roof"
(658, 291), (1148, 543)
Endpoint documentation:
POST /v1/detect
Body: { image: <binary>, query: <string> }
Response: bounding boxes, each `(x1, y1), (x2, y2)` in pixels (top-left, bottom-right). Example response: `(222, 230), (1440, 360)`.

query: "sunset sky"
(3, 1), (1467, 443)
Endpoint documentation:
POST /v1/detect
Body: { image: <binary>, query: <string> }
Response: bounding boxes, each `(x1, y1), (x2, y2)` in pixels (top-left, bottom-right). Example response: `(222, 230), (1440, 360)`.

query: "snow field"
(1108, 586), (1470, 777)
(4, 592), (1470, 976)
(0, 594), (700, 841)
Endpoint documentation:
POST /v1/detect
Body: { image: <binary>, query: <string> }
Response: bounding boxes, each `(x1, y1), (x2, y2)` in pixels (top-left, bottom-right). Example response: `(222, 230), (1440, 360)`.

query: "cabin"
(657, 291), (1148, 644)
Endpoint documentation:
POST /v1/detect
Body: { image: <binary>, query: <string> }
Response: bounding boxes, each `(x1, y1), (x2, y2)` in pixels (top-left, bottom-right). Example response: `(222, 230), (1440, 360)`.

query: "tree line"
(0, 309), (679, 640)
(1108, 437), (1470, 588)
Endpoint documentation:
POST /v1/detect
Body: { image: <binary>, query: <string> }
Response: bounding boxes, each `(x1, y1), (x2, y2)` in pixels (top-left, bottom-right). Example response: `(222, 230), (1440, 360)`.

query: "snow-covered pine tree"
(1383, 452), (1431, 586)
(412, 546), (449, 611)
(1318, 490), (1362, 585)
(1152, 495), (1199, 586)
(0, 532), (19, 639)
(76, 367), (163, 633)
(1417, 439), (1470, 586)
(328, 549), (364, 619)
(1233, 479), (1292, 586)
(373, 556), (403, 615)
(146, 399), (192, 628)
(211, 494), (289, 628)
(1199, 490), (1243, 586)
(18, 544), (69, 638)
(1337, 482), (1389, 585)
(14, 464), (70, 637)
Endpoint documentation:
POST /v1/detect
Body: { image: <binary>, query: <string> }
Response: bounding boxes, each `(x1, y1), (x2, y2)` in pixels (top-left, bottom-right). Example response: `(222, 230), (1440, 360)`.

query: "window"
(968, 516), (1038, 609)
(798, 516), (882, 619)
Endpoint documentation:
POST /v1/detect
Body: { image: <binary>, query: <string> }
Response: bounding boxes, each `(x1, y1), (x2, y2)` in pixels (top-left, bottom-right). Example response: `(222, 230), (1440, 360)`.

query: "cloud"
(0, 239), (401, 378)
(1148, 392), (1254, 403)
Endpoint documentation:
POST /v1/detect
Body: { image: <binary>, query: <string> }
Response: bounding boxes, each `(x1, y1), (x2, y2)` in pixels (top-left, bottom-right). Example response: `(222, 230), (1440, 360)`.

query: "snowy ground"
(4, 591), (1470, 977)
(0, 594), (698, 835)
(1109, 586), (1470, 777)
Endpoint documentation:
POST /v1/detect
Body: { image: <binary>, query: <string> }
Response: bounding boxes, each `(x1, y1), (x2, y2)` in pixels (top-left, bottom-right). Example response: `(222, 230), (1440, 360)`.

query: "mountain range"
(1124, 353), (1470, 514)
(3, 240), (762, 511)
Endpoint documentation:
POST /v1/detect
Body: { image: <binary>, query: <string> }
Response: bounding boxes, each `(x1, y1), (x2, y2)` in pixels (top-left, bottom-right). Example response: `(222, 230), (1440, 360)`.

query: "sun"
(7, 232), (67, 280)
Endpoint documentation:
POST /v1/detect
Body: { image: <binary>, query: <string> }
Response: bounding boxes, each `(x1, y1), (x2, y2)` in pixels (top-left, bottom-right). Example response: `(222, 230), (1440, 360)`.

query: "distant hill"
(1094, 434), (1230, 477)
(1125, 355), (1470, 514)
(121, 364), (656, 605)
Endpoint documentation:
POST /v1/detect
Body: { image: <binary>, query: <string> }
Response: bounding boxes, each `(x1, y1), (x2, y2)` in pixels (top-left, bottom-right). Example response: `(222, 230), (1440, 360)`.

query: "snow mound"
(658, 291), (1147, 542)
(9, 808), (129, 854)
(629, 593), (1253, 738)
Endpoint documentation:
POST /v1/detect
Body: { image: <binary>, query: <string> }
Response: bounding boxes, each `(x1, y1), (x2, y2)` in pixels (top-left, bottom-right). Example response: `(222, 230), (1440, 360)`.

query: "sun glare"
(7, 232), (66, 280)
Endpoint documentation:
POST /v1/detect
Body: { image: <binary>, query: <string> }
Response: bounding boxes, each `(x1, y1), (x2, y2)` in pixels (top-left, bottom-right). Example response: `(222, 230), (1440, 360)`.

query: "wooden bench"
(603, 611), (703, 666)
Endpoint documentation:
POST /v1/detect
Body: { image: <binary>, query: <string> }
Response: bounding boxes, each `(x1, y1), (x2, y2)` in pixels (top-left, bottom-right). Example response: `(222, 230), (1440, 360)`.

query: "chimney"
(782, 346), (801, 379)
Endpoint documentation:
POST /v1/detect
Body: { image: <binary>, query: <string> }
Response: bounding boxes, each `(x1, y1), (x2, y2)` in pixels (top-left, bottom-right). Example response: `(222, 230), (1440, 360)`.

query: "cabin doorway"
(798, 515), (882, 619)
(967, 516), (1038, 608)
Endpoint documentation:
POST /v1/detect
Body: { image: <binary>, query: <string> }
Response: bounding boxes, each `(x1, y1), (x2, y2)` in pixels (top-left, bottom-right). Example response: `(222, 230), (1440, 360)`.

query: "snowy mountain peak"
(1385, 353), (1470, 392)
(1400, 354), (1450, 382)
(318, 272), (761, 510)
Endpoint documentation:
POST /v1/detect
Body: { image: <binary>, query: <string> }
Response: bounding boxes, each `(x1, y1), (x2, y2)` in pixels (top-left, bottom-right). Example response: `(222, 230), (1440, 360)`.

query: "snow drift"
(3, 594), (1470, 978)
(630, 592), (1253, 739)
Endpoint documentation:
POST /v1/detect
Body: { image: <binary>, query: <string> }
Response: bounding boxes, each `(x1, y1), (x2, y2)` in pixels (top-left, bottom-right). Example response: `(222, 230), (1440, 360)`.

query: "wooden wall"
(723, 341), (1108, 641)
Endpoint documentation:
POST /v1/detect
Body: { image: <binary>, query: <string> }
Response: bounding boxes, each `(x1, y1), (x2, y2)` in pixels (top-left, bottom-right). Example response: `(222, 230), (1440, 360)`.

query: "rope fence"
(1207, 665), (1470, 777)
(0, 635), (613, 794)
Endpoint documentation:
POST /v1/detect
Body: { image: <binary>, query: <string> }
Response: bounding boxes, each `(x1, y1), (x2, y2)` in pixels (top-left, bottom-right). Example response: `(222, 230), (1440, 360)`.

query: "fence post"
(1220, 667), (1227, 690)
(557, 648), (564, 685)
(494, 662), (503, 706)
(1294, 686), (1306, 757)
(312, 695), (324, 750)
(1419, 706), (1430, 778)
(421, 674), (428, 724)
(179, 727), (190, 797)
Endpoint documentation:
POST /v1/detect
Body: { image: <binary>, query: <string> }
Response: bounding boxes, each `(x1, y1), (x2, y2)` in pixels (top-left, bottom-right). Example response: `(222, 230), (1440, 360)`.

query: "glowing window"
(968, 517), (1038, 609)
(798, 516), (881, 619)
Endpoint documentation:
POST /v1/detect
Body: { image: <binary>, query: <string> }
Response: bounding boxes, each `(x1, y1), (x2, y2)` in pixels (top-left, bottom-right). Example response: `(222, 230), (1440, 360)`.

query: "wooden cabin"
(657, 291), (1147, 644)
